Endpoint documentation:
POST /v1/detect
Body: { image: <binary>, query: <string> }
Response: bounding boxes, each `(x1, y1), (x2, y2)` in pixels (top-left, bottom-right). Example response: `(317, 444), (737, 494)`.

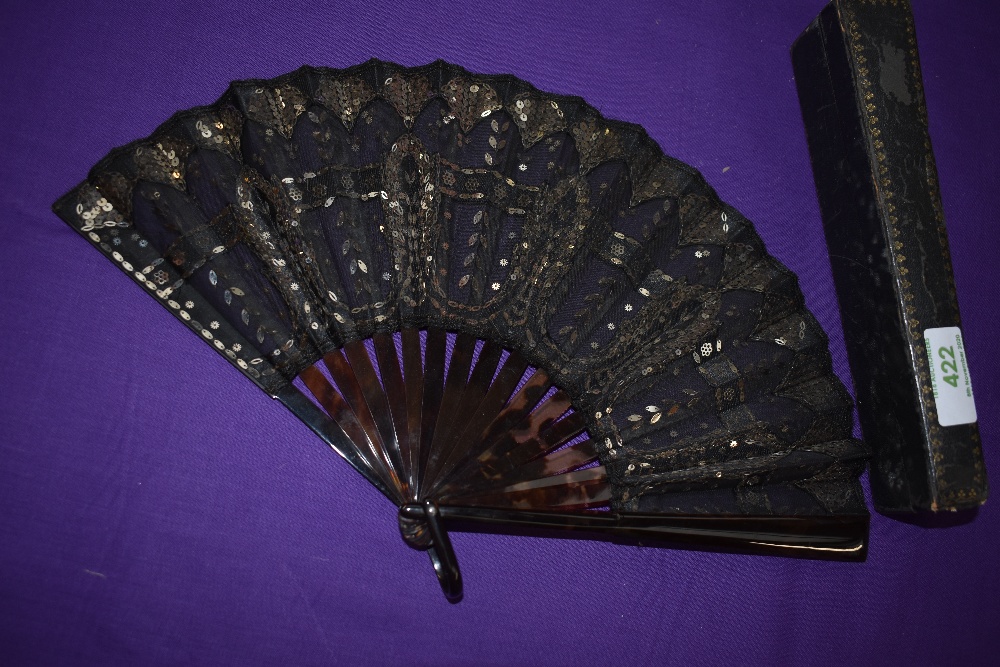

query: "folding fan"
(54, 59), (868, 601)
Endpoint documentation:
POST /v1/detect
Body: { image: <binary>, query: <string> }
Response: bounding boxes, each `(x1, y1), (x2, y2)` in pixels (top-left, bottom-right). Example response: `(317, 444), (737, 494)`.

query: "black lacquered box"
(792, 0), (987, 513)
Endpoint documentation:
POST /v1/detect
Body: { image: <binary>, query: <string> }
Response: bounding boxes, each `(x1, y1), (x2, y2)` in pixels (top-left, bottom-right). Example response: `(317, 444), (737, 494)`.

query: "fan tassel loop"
(398, 501), (463, 602)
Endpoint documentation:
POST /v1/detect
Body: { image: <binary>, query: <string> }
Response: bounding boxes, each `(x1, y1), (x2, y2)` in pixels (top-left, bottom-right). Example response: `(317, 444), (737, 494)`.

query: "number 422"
(938, 346), (960, 388)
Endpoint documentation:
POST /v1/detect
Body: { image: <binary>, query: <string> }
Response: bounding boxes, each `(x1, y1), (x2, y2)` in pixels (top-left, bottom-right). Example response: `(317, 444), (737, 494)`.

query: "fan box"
(792, 0), (987, 514)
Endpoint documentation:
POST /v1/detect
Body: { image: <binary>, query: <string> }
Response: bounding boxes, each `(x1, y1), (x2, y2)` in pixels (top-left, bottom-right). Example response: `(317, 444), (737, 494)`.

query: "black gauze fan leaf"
(54, 59), (869, 601)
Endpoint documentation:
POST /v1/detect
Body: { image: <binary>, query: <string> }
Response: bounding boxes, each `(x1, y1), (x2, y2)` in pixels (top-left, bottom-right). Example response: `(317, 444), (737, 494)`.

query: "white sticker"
(924, 327), (977, 427)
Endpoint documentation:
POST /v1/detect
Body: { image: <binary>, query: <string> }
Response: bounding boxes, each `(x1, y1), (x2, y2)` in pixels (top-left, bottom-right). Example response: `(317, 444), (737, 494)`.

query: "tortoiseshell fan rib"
(295, 329), (608, 511)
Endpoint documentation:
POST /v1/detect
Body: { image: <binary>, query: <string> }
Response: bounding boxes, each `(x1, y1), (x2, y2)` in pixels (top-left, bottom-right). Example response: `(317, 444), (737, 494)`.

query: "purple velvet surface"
(1, 1), (997, 664)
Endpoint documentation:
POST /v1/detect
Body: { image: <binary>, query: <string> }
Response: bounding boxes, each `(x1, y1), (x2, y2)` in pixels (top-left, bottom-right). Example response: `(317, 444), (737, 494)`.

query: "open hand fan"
(54, 59), (868, 601)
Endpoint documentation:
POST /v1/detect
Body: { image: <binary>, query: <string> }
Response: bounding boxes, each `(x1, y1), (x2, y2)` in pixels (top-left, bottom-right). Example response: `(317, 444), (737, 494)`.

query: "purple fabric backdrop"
(2, 1), (997, 664)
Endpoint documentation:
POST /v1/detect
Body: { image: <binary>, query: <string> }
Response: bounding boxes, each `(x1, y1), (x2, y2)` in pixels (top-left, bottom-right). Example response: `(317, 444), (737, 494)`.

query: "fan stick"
(434, 506), (868, 561)
(459, 352), (531, 444)
(428, 351), (531, 488)
(494, 411), (588, 470)
(452, 438), (600, 497)
(480, 371), (553, 441)
(342, 340), (407, 495)
(418, 329), (448, 489)
(428, 386), (570, 497)
(502, 440), (600, 484)
(297, 365), (402, 501)
(473, 390), (574, 468)
(421, 332), (478, 489)
(436, 401), (586, 496)
(322, 350), (404, 495)
(401, 329), (425, 500)
(432, 340), (504, 473)
(441, 466), (611, 510)
(455, 369), (552, 479)
(275, 386), (397, 502)
(372, 332), (413, 498)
